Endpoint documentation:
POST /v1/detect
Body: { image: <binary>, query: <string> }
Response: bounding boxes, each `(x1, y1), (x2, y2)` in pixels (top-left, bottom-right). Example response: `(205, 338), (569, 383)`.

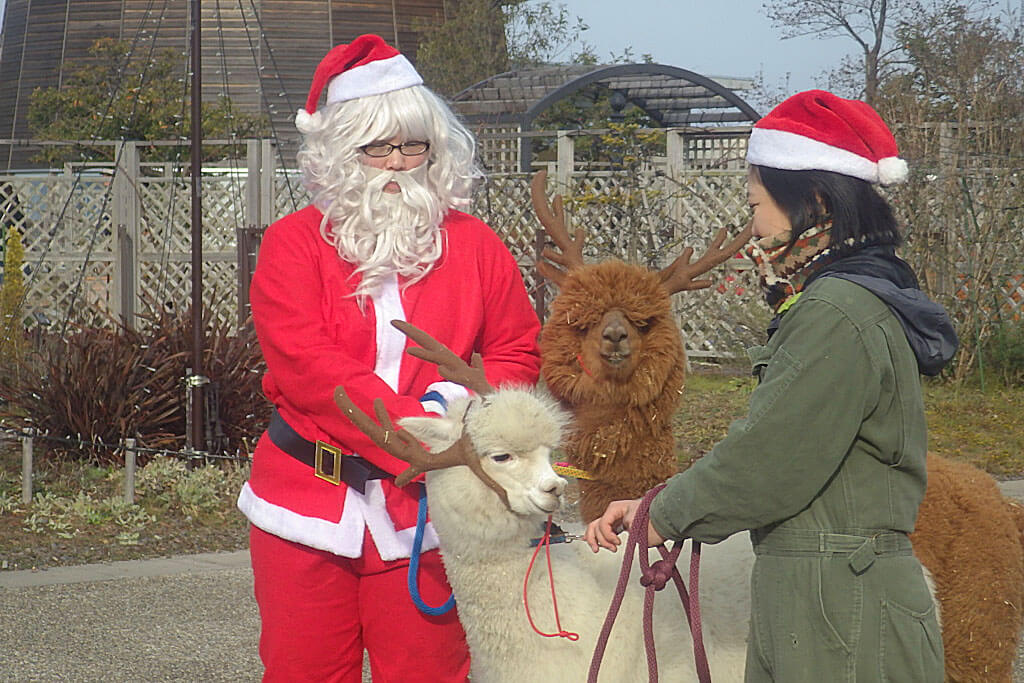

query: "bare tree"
(763, 0), (897, 103)
(876, 1), (1024, 382)
(413, 0), (591, 97)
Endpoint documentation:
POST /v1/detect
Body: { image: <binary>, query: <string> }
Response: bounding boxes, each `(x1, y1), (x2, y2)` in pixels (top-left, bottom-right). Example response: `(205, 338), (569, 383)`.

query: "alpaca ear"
(398, 415), (462, 450)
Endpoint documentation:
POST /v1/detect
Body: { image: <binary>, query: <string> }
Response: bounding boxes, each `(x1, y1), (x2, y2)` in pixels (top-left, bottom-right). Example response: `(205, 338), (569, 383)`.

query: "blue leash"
(408, 486), (456, 615)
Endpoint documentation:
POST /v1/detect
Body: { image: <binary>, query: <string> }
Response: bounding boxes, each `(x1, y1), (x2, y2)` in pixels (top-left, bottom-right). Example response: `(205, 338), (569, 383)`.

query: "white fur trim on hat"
(747, 128), (881, 183)
(325, 54), (422, 105)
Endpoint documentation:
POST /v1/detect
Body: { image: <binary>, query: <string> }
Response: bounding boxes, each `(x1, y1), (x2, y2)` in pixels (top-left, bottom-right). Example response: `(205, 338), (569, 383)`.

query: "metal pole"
(189, 0), (205, 452)
(21, 431), (33, 504)
(124, 438), (137, 504)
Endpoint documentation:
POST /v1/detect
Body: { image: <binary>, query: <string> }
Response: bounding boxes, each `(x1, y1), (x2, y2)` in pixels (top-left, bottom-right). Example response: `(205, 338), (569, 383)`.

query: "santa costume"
(237, 35), (541, 682)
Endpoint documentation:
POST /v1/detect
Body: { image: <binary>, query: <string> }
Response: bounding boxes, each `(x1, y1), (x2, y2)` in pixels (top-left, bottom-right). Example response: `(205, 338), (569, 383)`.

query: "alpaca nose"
(543, 476), (566, 496)
(603, 319), (628, 344)
(600, 310), (632, 357)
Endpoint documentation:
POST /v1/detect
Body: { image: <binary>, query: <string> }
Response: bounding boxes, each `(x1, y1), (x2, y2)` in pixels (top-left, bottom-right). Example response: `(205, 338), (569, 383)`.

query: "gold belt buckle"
(314, 440), (344, 485)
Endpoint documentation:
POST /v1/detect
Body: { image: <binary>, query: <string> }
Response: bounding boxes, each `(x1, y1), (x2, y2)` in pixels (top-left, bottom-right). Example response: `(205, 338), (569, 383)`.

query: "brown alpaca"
(541, 261), (687, 522)
(531, 171), (750, 522)
(912, 453), (1024, 683)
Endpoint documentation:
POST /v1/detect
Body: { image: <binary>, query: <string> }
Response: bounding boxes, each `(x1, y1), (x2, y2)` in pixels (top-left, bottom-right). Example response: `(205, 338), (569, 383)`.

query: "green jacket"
(650, 275), (928, 543)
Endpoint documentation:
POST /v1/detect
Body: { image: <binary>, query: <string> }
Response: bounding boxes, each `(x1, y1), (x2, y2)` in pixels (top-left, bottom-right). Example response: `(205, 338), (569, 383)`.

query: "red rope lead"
(523, 515), (580, 641)
(587, 484), (711, 683)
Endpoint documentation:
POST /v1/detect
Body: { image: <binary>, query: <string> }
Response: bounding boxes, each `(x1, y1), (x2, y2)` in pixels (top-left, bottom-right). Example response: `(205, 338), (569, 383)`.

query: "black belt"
(267, 409), (392, 494)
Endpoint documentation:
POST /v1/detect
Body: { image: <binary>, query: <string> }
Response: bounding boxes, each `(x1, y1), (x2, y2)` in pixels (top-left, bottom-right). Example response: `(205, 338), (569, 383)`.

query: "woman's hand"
(583, 499), (666, 552)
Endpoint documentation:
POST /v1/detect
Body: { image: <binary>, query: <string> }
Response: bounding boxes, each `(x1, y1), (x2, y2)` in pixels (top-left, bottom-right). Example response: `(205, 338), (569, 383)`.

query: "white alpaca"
(397, 387), (753, 683)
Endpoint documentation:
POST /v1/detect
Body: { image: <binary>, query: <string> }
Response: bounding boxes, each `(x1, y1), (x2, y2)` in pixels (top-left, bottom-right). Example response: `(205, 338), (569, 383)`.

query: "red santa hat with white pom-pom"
(295, 34), (423, 131)
(746, 90), (908, 186)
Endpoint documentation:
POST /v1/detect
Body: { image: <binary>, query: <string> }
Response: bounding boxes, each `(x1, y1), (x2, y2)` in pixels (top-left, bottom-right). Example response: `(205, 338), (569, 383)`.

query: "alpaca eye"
(491, 453), (511, 463)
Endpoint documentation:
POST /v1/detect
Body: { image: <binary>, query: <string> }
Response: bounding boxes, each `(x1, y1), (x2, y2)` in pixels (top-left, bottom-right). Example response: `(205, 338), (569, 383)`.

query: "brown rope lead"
(587, 483), (710, 683)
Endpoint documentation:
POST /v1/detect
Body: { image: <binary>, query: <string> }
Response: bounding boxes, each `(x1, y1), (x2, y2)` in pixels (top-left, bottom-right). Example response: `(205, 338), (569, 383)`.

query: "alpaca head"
(399, 387), (571, 541)
(333, 320), (574, 545)
(530, 170), (752, 410)
(542, 260), (685, 408)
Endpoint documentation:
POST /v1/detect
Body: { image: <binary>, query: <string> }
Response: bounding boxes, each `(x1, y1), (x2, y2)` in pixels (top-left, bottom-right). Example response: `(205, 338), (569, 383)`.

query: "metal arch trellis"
(451, 63), (762, 174)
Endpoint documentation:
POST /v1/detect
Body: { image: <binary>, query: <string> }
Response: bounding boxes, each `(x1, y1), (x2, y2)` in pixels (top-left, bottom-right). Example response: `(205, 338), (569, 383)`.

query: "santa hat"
(746, 90), (908, 185)
(295, 34), (423, 130)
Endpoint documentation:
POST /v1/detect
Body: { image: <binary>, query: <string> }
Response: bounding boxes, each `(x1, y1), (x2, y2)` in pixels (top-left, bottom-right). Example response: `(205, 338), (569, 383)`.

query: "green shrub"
(0, 224), (27, 366)
(16, 458), (243, 543)
(175, 466), (230, 516)
(976, 320), (1024, 388)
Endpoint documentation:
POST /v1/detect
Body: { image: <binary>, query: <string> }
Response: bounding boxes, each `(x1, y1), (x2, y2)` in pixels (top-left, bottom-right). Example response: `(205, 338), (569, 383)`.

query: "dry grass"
(674, 371), (1024, 478)
(922, 380), (1024, 477)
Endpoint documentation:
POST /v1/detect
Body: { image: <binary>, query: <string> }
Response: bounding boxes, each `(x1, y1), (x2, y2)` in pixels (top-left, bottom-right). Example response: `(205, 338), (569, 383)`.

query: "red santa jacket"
(237, 205), (542, 559)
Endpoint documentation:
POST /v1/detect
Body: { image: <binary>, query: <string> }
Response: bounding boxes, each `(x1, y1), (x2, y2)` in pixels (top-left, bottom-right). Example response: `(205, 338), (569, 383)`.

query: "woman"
(584, 90), (957, 682)
(237, 36), (541, 682)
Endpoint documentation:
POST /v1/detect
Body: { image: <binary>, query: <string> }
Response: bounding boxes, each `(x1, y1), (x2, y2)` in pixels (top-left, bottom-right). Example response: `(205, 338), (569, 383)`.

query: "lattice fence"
(2, 133), (1021, 364)
(0, 173), (254, 333)
(1, 175), (116, 326)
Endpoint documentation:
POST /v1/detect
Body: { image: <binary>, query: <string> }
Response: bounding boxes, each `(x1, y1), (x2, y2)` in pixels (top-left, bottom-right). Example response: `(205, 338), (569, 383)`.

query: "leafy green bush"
(0, 224), (27, 365)
(22, 490), (155, 542)
(134, 457), (190, 504)
(135, 456), (248, 516)
(15, 458), (248, 545)
(976, 320), (1024, 388)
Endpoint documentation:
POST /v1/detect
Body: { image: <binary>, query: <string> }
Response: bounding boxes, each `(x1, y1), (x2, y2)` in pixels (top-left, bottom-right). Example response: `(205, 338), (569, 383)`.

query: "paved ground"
(0, 552), (261, 682)
(3, 481), (1024, 682)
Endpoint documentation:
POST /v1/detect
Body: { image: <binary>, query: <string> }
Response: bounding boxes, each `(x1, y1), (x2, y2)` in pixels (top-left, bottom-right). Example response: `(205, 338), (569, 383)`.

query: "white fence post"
(666, 129), (687, 239)
(260, 138), (276, 222)
(124, 438), (137, 504)
(20, 430), (33, 504)
(112, 140), (140, 328)
(556, 131), (574, 194)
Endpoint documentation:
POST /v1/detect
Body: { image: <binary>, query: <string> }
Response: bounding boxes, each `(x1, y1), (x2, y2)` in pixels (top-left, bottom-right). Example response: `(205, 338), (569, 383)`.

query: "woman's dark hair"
(751, 165), (902, 255)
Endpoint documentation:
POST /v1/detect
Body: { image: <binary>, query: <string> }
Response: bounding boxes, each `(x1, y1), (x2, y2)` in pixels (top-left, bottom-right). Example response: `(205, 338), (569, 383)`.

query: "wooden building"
(0, 0), (447, 169)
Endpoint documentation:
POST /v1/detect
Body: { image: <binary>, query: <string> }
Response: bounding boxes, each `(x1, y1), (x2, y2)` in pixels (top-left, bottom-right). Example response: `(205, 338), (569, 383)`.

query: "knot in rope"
(640, 558), (675, 591)
(588, 484), (711, 683)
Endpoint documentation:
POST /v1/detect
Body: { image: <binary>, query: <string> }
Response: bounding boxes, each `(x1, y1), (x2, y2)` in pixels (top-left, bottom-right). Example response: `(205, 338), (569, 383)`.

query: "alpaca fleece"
(541, 260), (685, 522)
(912, 453), (1024, 682)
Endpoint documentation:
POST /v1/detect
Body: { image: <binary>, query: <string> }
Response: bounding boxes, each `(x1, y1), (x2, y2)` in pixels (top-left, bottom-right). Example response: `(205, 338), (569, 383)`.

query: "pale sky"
(556, 0), (854, 99)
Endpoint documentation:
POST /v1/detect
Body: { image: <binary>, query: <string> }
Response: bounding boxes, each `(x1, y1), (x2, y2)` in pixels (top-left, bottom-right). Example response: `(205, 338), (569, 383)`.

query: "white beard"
(321, 163), (445, 306)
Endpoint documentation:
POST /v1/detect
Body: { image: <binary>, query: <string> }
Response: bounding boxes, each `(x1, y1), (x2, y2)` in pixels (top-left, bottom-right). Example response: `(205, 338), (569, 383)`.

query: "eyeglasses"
(360, 141), (430, 157)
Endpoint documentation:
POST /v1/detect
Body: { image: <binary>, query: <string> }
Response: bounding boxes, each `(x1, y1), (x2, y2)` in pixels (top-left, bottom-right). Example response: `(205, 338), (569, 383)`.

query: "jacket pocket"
(748, 344), (770, 382)
(879, 597), (943, 682)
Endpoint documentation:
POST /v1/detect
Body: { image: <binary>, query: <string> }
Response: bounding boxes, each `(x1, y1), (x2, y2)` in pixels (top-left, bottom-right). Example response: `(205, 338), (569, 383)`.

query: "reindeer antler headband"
(530, 169), (753, 293)
(333, 321), (512, 509)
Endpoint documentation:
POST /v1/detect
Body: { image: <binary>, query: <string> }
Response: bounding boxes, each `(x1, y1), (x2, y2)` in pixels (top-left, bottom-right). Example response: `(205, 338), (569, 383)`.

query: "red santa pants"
(249, 525), (470, 682)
